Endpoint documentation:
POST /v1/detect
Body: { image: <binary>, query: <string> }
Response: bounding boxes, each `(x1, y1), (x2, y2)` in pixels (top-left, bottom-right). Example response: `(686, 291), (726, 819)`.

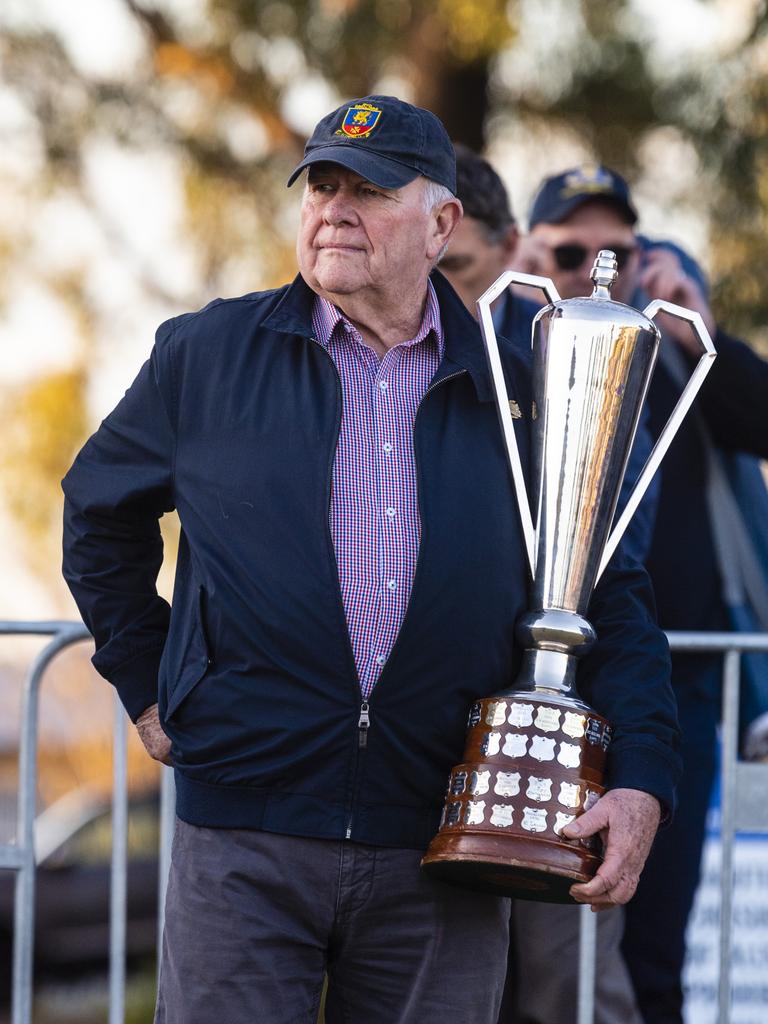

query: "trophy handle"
(597, 299), (717, 578)
(477, 271), (561, 578)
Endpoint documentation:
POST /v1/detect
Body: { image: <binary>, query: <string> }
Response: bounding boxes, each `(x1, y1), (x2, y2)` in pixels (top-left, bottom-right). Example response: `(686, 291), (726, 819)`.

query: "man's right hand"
(136, 703), (173, 765)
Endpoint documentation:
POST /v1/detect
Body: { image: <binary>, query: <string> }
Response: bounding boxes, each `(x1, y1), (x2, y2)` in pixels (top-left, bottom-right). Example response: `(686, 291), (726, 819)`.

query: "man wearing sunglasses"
(524, 166), (708, 323)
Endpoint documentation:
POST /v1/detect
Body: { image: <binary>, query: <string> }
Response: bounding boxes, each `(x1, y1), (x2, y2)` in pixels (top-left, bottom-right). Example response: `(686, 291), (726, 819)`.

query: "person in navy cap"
(61, 101), (680, 1024)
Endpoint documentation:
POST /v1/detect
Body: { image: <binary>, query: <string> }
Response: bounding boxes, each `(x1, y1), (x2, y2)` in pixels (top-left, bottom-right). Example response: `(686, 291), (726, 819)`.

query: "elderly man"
(61, 99), (680, 1024)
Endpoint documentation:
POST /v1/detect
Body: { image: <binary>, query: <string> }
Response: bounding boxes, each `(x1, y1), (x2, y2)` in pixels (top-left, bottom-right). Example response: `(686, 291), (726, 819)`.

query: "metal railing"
(0, 621), (174, 1024)
(668, 632), (768, 1024)
(3, 623), (768, 1023)
(576, 631), (768, 1024)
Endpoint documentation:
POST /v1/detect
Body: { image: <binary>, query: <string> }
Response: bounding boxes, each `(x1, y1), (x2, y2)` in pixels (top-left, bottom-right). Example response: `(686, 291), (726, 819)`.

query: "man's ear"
(501, 224), (520, 266)
(428, 198), (463, 261)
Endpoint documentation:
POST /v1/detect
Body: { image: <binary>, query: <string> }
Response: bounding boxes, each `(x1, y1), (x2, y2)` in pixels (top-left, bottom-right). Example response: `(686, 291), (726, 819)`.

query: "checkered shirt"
(312, 282), (444, 698)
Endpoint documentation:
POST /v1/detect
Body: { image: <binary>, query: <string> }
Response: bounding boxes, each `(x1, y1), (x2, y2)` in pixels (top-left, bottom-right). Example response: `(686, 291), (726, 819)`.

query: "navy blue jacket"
(62, 271), (680, 848)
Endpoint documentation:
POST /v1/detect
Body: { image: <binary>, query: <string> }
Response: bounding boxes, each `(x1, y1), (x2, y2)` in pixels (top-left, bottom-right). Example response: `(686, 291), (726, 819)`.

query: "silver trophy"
(422, 251), (715, 901)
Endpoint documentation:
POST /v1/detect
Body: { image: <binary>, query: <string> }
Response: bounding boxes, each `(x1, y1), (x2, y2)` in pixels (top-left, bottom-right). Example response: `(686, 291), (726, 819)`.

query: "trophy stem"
(506, 608), (597, 702)
(502, 649), (581, 704)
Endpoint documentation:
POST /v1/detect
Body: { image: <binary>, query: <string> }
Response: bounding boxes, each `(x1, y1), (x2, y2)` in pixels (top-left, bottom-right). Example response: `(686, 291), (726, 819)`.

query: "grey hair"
(421, 178), (458, 262)
(421, 178), (455, 213)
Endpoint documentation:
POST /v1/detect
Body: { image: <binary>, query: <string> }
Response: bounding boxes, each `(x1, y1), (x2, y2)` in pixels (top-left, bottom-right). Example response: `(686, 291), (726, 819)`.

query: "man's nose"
(323, 191), (358, 225)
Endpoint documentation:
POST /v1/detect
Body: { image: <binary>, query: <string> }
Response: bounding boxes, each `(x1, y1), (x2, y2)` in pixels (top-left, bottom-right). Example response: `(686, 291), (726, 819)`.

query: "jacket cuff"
(93, 646), (163, 722)
(605, 740), (682, 823)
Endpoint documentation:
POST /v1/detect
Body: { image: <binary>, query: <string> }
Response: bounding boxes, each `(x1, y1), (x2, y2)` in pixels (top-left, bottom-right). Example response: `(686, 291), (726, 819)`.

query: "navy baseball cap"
(528, 165), (638, 228)
(287, 94), (456, 194)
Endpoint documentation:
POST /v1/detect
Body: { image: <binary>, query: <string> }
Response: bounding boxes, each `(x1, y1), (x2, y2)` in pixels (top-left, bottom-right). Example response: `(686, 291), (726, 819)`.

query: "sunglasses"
(552, 244), (636, 272)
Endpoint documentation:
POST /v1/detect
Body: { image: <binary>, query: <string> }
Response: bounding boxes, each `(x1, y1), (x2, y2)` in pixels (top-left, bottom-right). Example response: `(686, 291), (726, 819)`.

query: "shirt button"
(375, 654), (386, 665)
(386, 579), (397, 591)
(385, 507), (396, 518)
(382, 442), (393, 454)
(378, 380), (388, 391)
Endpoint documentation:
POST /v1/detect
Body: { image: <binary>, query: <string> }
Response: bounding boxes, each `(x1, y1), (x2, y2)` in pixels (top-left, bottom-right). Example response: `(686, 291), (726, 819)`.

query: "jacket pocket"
(165, 585), (211, 719)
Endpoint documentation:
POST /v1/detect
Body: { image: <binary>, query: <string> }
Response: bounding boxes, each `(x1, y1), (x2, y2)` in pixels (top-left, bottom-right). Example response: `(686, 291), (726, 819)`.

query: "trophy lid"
(542, 250), (659, 335)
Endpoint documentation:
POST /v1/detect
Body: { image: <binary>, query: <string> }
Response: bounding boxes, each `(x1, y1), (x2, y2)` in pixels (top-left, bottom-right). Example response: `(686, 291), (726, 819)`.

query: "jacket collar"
(262, 271), (494, 403)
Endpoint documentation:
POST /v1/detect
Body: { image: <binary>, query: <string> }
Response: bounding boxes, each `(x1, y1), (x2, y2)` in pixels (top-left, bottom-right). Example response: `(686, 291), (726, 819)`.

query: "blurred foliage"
(2, 0), (768, 585)
(1, 370), (87, 575)
(491, 0), (768, 343)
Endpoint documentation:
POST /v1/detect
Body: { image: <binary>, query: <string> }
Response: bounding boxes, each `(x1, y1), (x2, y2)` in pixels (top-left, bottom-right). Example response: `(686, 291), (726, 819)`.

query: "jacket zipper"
(344, 368), (466, 839)
(345, 700), (372, 838)
(343, 369), (467, 841)
(308, 336), (373, 842)
(357, 700), (371, 747)
(310, 335), (466, 841)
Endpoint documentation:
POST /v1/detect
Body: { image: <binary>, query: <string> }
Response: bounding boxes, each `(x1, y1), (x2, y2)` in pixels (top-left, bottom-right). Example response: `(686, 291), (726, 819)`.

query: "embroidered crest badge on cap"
(338, 103), (382, 139)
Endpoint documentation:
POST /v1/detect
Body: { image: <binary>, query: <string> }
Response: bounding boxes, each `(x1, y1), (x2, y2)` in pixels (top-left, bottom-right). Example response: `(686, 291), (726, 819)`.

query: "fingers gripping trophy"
(421, 251), (716, 903)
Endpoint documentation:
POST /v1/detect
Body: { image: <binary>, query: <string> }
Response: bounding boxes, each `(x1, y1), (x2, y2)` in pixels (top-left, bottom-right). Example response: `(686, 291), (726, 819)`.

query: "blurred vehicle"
(0, 785), (160, 996)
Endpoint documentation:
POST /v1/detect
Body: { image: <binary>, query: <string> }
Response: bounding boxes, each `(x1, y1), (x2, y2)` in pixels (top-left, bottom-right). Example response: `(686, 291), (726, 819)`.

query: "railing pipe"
(4, 622), (90, 1024)
(109, 697), (128, 1024)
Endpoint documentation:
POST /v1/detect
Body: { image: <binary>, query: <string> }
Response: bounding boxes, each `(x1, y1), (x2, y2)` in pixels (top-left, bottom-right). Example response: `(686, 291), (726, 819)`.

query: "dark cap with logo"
(287, 94), (456, 194)
(528, 165), (638, 228)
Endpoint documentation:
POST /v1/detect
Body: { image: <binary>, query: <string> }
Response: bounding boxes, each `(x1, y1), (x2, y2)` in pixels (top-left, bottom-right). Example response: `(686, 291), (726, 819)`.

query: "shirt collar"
(312, 279), (445, 360)
(262, 272), (496, 403)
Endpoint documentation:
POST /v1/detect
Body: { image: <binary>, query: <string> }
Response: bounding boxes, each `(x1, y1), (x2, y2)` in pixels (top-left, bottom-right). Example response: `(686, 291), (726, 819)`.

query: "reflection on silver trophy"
(421, 250), (716, 902)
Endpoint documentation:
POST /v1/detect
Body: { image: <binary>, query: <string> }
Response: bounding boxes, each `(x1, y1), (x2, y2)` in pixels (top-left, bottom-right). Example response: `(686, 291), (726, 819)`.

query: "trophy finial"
(590, 249), (618, 298)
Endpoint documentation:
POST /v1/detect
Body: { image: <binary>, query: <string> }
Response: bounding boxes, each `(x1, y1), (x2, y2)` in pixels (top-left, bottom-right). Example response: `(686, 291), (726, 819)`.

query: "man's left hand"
(562, 788), (661, 910)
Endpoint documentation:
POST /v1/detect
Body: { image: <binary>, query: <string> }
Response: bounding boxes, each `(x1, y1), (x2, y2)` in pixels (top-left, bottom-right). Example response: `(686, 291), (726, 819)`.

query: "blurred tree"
(1, 369), (87, 576)
(491, 0), (768, 346)
(0, 0), (518, 585)
(2, 0), (768, 595)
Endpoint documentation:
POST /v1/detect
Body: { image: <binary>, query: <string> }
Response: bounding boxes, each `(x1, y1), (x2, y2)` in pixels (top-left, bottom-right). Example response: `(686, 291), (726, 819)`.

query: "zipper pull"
(358, 701), (371, 748)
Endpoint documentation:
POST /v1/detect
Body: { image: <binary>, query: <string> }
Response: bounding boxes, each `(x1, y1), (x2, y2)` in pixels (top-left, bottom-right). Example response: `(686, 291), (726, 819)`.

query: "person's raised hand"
(639, 247), (716, 355)
(563, 788), (661, 910)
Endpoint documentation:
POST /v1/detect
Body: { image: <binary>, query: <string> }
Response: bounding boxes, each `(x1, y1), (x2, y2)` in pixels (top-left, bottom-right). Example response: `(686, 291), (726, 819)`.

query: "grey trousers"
(155, 820), (511, 1024)
(503, 902), (643, 1024)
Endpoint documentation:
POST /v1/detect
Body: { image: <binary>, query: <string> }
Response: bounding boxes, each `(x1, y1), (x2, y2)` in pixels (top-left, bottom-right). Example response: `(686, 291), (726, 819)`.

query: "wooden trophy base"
(421, 692), (611, 903)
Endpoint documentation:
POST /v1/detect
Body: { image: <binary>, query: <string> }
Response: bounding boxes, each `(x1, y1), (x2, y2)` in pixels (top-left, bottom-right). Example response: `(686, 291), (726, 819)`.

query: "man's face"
(439, 216), (518, 314)
(297, 163), (447, 304)
(530, 201), (640, 305)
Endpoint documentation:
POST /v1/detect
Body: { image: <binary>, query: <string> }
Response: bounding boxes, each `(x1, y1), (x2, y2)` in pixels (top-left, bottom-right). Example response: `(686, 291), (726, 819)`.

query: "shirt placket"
(362, 346), (406, 698)
(318, 288), (442, 701)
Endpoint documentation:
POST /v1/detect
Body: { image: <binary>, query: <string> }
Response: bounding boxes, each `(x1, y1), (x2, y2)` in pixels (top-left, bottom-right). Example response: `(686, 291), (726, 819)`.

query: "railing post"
(718, 649), (741, 1024)
(5, 623), (90, 1024)
(577, 904), (597, 1024)
(109, 695), (129, 1024)
(157, 765), (176, 977)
